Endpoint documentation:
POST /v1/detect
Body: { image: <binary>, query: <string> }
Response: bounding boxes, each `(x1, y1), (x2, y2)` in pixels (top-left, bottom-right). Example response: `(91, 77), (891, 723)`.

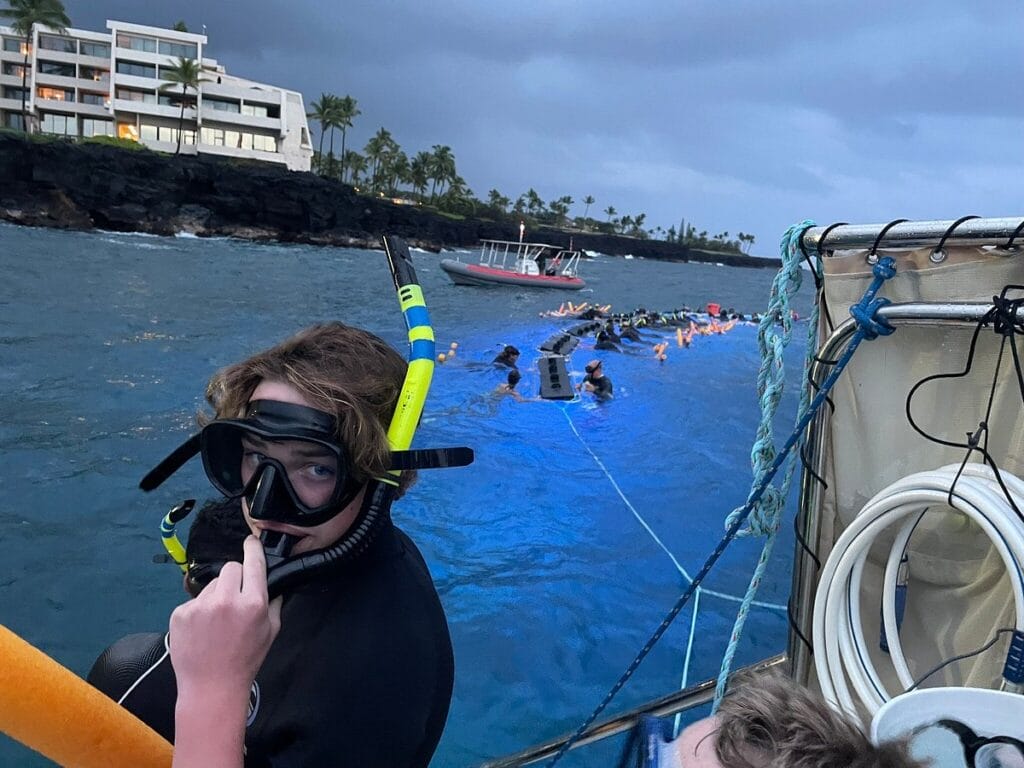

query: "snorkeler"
(577, 359), (613, 400)
(493, 344), (521, 368)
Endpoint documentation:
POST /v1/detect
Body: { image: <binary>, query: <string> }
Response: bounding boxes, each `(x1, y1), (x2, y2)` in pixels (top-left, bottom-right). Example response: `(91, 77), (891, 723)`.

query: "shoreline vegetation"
(0, 132), (780, 268)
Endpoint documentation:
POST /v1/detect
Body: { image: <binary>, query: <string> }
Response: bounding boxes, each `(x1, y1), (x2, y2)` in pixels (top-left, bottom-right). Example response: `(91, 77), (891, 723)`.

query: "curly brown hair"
(202, 322), (416, 496)
(714, 672), (925, 768)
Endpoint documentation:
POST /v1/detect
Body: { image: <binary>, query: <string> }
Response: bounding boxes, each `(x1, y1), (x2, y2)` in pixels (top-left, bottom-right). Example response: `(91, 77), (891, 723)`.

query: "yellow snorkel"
(382, 234), (435, 472)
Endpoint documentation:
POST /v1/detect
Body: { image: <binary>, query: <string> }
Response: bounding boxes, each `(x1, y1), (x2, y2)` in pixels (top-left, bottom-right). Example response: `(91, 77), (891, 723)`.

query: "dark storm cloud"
(65, 0), (1024, 254)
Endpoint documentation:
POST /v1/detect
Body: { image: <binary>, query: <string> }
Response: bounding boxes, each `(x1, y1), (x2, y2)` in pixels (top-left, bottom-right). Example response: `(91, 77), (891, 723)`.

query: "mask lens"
(909, 725), (969, 768)
(977, 743), (1024, 768)
(202, 422), (343, 510)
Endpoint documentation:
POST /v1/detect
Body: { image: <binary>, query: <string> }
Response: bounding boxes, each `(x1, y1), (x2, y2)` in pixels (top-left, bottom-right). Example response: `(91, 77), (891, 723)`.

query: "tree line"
(308, 92), (754, 254)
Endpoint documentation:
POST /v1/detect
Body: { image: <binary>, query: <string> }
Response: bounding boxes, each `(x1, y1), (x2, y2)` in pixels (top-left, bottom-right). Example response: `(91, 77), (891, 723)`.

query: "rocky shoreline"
(0, 134), (779, 268)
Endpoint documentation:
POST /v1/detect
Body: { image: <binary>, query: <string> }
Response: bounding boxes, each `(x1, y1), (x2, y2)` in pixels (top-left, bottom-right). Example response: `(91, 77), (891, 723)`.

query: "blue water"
(0, 223), (813, 767)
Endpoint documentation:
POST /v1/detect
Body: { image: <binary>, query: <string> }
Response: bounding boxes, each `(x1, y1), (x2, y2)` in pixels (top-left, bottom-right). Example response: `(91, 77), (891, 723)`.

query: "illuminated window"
(82, 118), (114, 137)
(37, 86), (74, 101)
(117, 122), (139, 141)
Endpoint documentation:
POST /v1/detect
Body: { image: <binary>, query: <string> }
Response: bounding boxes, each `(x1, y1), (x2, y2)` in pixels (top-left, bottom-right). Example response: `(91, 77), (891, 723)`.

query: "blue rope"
(545, 244), (897, 766)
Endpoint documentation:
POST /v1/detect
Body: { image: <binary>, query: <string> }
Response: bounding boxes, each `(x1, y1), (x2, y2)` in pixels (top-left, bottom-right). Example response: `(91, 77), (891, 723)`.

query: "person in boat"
(494, 369), (528, 402)
(656, 672), (925, 768)
(493, 344), (521, 368)
(92, 323), (455, 768)
(594, 330), (620, 352)
(578, 359), (613, 400)
(603, 321), (621, 344)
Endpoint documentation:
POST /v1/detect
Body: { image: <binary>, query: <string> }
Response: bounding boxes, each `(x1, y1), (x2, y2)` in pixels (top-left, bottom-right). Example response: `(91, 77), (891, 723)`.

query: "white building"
(0, 20), (313, 171)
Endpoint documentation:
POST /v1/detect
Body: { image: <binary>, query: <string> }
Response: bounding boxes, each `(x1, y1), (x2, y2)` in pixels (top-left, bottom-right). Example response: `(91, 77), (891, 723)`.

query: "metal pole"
(479, 655), (787, 768)
(802, 217), (1024, 252)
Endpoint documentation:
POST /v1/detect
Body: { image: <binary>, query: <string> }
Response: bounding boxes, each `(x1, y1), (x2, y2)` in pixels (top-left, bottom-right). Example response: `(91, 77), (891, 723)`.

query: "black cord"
(1003, 219), (1024, 250)
(905, 285), (1024, 521)
(906, 628), (1015, 692)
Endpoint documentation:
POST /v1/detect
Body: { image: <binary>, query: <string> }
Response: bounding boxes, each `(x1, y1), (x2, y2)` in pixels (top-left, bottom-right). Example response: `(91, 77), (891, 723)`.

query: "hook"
(815, 222), (849, 259)
(867, 219), (909, 265)
(930, 215), (980, 264)
(1003, 220), (1024, 251)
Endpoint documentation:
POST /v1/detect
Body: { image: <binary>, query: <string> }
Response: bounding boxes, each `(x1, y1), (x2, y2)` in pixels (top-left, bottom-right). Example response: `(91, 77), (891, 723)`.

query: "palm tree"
(427, 144), (455, 201)
(363, 127), (397, 192)
(487, 189), (510, 213)
(306, 93), (334, 174)
(335, 95), (360, 182)
(604, 205), (617, 222)
(582, 195), (595, 220)
(158, 57), (207, 154)
(410, 151), (431, 198)
(0, 0), (71, 133)
(345, 152), (367, 187)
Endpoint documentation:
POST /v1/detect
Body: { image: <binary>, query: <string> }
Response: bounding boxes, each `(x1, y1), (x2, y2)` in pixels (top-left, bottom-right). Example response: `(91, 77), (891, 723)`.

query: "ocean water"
(0, 223), (813, 767)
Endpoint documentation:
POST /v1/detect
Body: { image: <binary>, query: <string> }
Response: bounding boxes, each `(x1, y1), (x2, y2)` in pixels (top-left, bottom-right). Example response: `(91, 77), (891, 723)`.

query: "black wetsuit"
(583, 373), (613, 399)
(493, 353), (518, 368)
(88, 523), (453, 768)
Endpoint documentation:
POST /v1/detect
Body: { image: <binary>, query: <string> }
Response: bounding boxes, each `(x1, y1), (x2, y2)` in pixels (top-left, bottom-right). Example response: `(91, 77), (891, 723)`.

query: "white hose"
(813, 463), (1024, 721)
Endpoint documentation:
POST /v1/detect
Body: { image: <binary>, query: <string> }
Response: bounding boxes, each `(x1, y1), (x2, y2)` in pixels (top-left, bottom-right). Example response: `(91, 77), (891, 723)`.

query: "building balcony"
(199, 143), (286, 165)
(113, 98), (195, 120)
(34, 71), (78, 89)
(34, 48), (78, 65)
(199, 106), (280, 132)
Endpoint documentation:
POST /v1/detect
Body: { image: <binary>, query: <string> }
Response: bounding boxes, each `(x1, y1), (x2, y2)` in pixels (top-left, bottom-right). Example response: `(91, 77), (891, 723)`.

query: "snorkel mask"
(202, 399), (360, 528)
(143, 236), (473, 596)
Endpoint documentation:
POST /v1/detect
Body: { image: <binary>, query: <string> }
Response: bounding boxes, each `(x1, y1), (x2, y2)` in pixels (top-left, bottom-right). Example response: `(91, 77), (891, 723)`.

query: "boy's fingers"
(241, 535), (268, 595)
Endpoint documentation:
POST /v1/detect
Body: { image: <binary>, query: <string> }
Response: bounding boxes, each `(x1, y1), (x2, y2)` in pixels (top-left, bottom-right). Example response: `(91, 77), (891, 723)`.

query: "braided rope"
(714, 220), (821, 708)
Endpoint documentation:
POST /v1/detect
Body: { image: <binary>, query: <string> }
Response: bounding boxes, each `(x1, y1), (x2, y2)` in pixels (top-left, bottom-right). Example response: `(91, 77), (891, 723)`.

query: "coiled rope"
(713, 220), (822, 708)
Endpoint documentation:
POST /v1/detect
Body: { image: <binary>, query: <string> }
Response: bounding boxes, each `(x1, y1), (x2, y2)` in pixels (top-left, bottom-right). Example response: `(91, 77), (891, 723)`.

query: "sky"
(66, 0), (1024, 257)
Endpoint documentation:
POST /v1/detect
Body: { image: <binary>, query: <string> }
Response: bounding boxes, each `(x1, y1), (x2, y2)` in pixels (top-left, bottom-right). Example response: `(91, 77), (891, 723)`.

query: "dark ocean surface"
(0, 222), (813, 767)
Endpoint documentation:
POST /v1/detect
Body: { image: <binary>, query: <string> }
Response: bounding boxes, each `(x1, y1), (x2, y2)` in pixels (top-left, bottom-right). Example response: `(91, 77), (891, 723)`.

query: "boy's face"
(239, 379), (364, 555)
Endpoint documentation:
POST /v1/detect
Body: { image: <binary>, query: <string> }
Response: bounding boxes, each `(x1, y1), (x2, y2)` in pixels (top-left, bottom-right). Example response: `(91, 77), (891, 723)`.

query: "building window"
(200, 126), (224, 146)
(40, 112), (77, 136)
(118, 122), (139, 141)
(80, 91), (110, 107)
(2, 62), (26, 78)
(81, 118), (114, 137)
(38, 34), (76, 53)
(5, 112), (25, 130)
(2, 86), (28, 100)
(80, 66), (110, 83)
(300, 127), (311, 147)
(116, 60), (157, 79)
(139, 123), (158, 140)
(200, 126), (277, 153)
(241, 103), (268, 118)
(3, 37), (27, 53)
(37, 60), (76, 77)
(154, 124), (195, 144)
(205, 97), (240, 113)
(116, 34), (156, 53)
(116, 87), (156, 104)
(253, 134), (277, 152)
(158, 40), (198, 59)
(80, 41), (110, 58)
(37, 86), (75, 101)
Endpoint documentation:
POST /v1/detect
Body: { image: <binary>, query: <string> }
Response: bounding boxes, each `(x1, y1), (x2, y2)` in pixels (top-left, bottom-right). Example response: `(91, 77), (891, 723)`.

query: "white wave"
(174, 231), (201, 239)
